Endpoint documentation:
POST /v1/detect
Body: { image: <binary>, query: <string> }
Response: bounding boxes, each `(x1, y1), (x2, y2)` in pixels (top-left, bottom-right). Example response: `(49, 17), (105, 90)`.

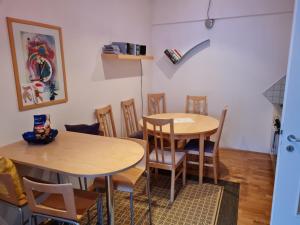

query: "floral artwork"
(7, 17), (68, 111)
(21, 32), (59, 104)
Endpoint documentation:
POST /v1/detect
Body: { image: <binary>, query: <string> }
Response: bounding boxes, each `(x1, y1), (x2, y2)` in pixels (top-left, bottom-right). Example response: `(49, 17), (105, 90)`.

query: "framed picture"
(7, 17), (68, 111)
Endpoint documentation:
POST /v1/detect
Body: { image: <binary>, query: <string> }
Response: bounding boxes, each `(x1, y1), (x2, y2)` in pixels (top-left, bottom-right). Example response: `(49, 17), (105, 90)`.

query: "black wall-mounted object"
(140, 45), (146, 55)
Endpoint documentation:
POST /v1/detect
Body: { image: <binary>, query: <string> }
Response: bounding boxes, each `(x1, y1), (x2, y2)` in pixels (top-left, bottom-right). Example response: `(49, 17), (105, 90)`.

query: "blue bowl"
(23, 129), (58, 144)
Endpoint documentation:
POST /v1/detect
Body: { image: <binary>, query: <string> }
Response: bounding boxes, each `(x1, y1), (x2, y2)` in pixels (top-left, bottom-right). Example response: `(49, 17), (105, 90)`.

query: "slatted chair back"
(185, 95), (208, 115)
(147, 93), (166, 115)
(143, 117), (176, 166)
(0, 173), (20, 205)
(96, 105), (117, 137)
(23, 178), (77, 221)
(212, 107), (228, 156)
(121, 99), (139, 137)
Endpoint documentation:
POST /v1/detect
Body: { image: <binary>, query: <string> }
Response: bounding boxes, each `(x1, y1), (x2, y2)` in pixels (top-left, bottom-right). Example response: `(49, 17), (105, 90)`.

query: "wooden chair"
(96, 105), (117, 137)
(92, 138), (152, 225)
(0, 173), (28, 225)
(185, 95), (208, 115)
(184, 107), (228, 184)
(23, 177), (101, 225)
(147, 93), (166, 115)
(143, 117), (186, 203)
(121, 99), (143, 139)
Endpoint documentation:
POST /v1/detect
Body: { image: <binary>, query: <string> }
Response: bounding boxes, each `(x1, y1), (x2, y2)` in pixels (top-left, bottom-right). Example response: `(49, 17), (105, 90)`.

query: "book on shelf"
(102, 44), (120, 54)
(164, 49), (182, 64)
(173, 49), (182, 57)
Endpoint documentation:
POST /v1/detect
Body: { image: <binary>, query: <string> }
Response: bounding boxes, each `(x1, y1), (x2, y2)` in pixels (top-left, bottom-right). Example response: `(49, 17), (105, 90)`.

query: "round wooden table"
(140, 113), (219, 184)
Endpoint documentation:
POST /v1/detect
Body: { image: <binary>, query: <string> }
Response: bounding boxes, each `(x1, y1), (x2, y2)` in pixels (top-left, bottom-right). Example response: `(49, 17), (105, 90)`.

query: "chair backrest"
(143, 117), (176, 166)
(95, 105), (117, 137)
(212, 107), (228, 156)
(0, 173), (20, 205)
(147, 93), (166, 115)
(121, 99), (139, 137)
(23, 177), (78, 221)
(185, 95), (208, 115)
(65, 123), (102, 136)
(0, 157), (26, 206)
(121, 138), (147, 170)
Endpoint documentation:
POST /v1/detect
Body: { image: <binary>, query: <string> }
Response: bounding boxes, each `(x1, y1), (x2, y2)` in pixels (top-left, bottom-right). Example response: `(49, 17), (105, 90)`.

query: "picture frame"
(7, 17), (68, 111)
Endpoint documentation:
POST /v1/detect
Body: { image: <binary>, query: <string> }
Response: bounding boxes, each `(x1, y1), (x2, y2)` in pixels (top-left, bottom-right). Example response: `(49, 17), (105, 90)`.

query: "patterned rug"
(80, 175), (223, 225)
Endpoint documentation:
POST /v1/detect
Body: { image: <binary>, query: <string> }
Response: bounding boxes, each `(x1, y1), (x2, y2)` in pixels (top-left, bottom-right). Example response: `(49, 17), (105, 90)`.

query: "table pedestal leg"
(105, 175), (114, 225)
(199, 134), (205, 184)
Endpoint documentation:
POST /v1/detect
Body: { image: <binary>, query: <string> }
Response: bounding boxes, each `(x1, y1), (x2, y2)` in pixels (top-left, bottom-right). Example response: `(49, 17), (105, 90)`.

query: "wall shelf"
(102, 53), (154, 61)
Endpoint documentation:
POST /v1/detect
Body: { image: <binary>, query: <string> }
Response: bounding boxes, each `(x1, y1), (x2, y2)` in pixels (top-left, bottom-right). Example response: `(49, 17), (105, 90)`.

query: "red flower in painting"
(26, 36), (56, 83)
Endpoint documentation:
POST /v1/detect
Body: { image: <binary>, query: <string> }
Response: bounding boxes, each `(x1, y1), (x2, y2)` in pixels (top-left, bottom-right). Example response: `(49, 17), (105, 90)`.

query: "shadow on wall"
(156, 40), (210, 79)
(101, 55), (142, 80)
(91, 52), (142, 81)
(91, 51), (106, 82)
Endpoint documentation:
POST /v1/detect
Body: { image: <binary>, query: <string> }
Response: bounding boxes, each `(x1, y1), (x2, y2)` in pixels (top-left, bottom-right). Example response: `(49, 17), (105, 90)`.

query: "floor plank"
(219, 148), (274, 225)
(188, 148), (274, 225)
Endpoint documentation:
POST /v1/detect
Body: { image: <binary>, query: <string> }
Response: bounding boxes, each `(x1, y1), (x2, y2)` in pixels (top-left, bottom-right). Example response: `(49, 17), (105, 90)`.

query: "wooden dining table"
(140, 113), (219, 184)
(0, 131), (144, 225)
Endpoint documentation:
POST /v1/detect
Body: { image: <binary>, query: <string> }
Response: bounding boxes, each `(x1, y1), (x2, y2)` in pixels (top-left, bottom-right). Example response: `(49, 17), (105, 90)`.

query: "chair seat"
(41, 189), (98, 220)
(93, 167), (144, 192)
(184, 139), (215, 155)
(149, 149), (185, 165)
(129, 130), (144, 139)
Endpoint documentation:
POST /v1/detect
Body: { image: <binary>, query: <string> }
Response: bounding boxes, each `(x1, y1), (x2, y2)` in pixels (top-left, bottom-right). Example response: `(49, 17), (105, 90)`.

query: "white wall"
(151, 0), (294, 152)
(152, 0), (293, 25)
(0, 0), (152, 147)
(0, 0), (152, 224)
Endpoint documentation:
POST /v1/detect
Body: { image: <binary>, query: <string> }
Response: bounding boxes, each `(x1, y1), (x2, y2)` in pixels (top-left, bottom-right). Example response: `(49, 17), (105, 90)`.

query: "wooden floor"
(192, 148), (274, 225)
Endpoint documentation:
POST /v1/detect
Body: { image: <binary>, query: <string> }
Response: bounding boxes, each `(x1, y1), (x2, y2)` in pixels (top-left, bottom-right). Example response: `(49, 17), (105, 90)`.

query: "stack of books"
(102, 45), (121, 54)
(164, 49), (182, 64)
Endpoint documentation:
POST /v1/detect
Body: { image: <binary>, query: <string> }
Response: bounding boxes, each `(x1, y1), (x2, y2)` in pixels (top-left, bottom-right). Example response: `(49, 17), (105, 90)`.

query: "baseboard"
(270, 153), (277, 175)
(220, 147), (270, 156)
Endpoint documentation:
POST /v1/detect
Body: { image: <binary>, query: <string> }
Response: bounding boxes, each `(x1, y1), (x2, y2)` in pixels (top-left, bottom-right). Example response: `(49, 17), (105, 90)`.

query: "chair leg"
(130, 192), (134, 225)
(146, 169), (152, 225)
(18, 207), (23, 225)
(78, 177), (83, 190)
(29, 215), (32, 225)
(30, 215), (37, 225)
(217, 150), (220, 176)
(34, 216), (38, 225)
(170, 169), (175, 203)
(213, 157), (218, 184)
(154, 168), (158, 179)
(83, 177), (91, 224)
(183, 156), (186, 186)
(97, 193), (103, 225)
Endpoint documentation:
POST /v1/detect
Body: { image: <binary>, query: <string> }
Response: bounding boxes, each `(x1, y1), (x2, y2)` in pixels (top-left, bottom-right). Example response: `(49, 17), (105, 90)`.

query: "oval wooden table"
(140, 113), (219, 184)
(0, 131), (144, 225)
